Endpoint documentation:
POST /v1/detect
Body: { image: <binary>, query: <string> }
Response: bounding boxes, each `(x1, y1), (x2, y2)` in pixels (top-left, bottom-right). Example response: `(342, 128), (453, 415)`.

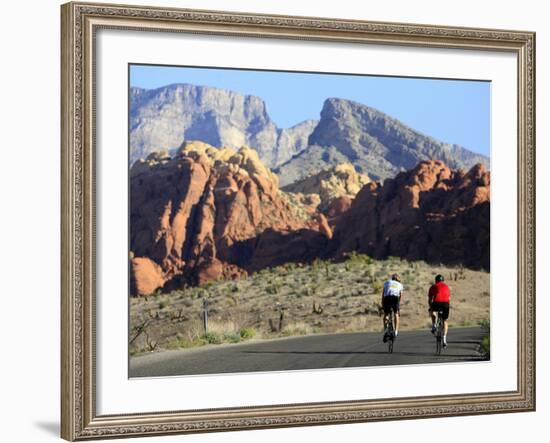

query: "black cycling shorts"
(430, 302), (450, 320)
(383, 296), (400, 315)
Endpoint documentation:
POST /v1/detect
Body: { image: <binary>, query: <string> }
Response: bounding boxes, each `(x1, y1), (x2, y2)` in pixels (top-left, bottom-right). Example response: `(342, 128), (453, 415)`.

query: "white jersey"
(383, 279), (403, 297)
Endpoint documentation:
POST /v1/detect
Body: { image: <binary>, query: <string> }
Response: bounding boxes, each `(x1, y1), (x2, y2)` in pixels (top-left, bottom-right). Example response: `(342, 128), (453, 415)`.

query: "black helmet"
(391, 273), (400, 282)
(435, 274), (444, 283)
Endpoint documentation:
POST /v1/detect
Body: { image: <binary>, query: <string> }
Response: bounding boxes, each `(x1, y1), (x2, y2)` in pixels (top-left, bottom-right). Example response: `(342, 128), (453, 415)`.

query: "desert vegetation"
(130, 254), (490, 356)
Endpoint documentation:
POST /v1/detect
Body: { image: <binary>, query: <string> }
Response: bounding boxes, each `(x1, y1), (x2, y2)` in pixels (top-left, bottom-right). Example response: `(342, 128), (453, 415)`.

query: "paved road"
(129, 327), (488, 377)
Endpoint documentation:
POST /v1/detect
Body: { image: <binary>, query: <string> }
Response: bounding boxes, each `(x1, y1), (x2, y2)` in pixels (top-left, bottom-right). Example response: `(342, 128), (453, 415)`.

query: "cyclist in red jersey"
(428, 274), (451, 347)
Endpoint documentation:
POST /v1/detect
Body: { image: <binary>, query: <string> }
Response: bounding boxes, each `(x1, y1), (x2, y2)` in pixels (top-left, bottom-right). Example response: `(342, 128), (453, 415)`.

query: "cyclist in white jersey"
(381, 274), (403, 342)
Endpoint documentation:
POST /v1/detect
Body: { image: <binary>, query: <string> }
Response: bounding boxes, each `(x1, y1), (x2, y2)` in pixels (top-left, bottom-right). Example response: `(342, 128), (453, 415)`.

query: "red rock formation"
(325, 195), (353, 226)
(129, 142), (328, 295)
(130, 152), (490, 295)
(331, 161), (490, 270)
(130, 257), (165, 296)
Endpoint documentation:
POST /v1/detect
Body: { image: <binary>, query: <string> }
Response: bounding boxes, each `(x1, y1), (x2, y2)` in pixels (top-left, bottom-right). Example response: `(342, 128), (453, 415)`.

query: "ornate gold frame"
(61, 1), (536, 440)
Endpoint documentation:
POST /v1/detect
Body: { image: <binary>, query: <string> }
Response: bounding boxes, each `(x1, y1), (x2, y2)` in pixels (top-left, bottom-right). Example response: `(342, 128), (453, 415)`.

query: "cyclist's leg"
(442, 308), (448, 334)
(394, 306), (400, 335)
(430, 306), (436, 332)
(442, 304), (450, 345)
(382, 298), (389, 332)
(382, 299), (391, 341)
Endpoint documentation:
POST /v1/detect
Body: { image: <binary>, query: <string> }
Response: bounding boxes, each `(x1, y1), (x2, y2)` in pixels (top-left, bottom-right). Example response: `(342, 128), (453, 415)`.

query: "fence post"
(278, 310), (285, 332)
(203, 297), (208, 334)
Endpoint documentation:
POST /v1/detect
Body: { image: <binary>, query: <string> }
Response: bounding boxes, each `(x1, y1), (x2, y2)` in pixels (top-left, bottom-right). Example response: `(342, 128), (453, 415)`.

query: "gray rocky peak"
(130, 84), (316, 167)
(276, 97), (489, 184)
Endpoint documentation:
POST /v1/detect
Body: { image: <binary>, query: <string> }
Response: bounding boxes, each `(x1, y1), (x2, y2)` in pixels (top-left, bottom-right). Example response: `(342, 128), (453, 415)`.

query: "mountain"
(130, 84), (317, 167)
(330, 160), (490, 270)
(129, 141), (330, 295)
(275, 98), (490, 185)
(282, 163), (370, 212)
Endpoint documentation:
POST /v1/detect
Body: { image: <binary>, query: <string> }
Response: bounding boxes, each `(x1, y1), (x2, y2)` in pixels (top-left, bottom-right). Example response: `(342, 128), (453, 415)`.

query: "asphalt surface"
(129, 327), (488, 378)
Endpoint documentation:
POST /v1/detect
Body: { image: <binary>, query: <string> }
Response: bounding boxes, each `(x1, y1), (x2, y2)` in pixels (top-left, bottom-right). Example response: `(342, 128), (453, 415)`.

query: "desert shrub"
(259, 268), (271, 277)
(181, 297), (193, 307)
(224, 333), (242, 343)
(239, 327), (256, 339)
(284, 262), (298, 272)
(346, 251), (364, 264)
(311, 259), (322, 272)
(281, 321), (313, 336)
(202, 332), (222, 345)
(375, 269), (386, 279)
(169, 290), (184, 299)
(372, 281), (383, 293)
(362, 268), (374, 282)
(190, 287), (207, 299)
(479, 318), (490, 332)
(480, 335), (490, 358)
(165, 337), (194, 350)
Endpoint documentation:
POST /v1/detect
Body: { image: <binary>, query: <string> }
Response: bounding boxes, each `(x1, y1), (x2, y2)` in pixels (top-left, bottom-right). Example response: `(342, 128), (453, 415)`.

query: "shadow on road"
(365, 350), (486, 359)
(242, 350), (367, 355)
(242, 349), (487, 360)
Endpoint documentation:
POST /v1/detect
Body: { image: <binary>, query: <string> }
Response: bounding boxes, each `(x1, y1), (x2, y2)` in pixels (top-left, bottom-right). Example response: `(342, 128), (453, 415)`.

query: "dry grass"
(130, 255), (490, 355)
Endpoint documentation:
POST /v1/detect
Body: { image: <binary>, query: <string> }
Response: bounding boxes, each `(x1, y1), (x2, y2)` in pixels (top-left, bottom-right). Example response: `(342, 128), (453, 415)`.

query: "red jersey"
(429, 281), (451, 303)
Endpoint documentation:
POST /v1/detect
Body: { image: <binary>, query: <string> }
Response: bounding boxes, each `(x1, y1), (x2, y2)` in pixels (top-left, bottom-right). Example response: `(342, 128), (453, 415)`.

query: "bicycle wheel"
(435, 319), (442, 355)
(388, 312), (394, 354)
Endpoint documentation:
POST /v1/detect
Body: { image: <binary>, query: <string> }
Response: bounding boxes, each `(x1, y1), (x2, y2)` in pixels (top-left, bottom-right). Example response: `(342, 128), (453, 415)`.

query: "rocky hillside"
(331, 160), (490, 270)
(130, 141), (330, 295)
(130, 84), (317, 167)
(282, 163), (370, 211)
(130, 152), (490, 296)
(275, 98), (490, 184)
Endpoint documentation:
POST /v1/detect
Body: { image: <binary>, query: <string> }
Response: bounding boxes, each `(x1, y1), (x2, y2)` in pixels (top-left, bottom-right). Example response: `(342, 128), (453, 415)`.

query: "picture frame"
(61, 1), (536, 440)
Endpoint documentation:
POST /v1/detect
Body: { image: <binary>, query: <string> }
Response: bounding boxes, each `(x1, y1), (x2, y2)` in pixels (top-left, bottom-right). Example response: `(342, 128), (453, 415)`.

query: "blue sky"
(130, 64), (490, 157)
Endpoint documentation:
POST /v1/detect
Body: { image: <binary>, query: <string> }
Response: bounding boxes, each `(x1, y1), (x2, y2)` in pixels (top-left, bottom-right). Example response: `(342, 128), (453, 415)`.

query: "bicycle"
(434, 309), (445, 355)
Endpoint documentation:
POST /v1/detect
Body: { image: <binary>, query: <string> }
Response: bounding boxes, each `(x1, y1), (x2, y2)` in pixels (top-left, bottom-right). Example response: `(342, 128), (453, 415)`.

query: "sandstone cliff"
(129, 141), (329, 295)
(330, 160), (490, 270)
(282, 163), (370, 212)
